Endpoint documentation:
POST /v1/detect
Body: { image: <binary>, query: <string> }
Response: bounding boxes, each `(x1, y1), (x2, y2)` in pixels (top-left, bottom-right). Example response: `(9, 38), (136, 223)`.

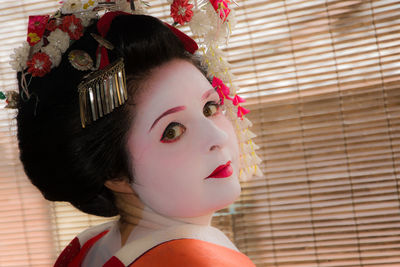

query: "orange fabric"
(129, 239), (256, 267)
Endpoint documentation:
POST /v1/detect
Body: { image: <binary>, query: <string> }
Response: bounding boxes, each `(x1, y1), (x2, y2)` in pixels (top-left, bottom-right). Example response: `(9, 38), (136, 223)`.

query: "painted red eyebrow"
(149, 106), (186, 132)
(201, 88), (216, 101)
(148, 88), (217, 132)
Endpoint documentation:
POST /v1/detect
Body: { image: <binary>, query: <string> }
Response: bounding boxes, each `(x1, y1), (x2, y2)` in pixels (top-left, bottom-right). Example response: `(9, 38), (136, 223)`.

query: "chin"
(209, 176), (242, 212)
(174, 180), (241, 218)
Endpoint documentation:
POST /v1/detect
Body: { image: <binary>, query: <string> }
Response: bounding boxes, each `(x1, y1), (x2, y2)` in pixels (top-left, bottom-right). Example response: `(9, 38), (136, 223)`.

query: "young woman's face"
(126, 59), (241, 218)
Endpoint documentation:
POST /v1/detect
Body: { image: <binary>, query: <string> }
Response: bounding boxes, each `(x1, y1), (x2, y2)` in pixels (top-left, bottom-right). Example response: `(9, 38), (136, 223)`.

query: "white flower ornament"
(10, 41), (30, 72)
(47, 29), (71, 53)
(41, 45), (62, 68)
(61, 0), (84, 14)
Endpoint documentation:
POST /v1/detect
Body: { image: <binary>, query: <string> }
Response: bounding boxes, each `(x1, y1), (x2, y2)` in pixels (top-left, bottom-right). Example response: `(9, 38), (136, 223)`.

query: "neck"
(114, 192), (214, 246)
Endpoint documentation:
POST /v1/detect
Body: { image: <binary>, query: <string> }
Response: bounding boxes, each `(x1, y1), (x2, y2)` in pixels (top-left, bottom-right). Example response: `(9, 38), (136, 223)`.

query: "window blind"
(0, 1), (115, 265)
(1, 1), (62, 266)
(0, 112), (55, 266)
(0, 1), (399, 266)
(224, 0), (400, 266)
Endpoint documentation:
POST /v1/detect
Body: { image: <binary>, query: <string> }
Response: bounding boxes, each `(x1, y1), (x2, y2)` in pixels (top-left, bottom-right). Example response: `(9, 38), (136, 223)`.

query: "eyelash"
(160, 100), (222, 143)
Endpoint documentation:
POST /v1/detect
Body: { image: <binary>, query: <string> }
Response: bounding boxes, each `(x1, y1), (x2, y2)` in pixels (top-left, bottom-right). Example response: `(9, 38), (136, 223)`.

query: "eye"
(160, 122), (186, 143)
(203, 101), (221, 117)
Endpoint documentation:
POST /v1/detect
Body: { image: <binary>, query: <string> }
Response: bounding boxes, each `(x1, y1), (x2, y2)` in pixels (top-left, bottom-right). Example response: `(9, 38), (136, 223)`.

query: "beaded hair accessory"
(3, 0), (263, 180)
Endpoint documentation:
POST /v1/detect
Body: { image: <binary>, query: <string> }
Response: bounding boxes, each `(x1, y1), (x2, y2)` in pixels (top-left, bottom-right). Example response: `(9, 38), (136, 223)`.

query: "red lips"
(206, 161), (233, 179)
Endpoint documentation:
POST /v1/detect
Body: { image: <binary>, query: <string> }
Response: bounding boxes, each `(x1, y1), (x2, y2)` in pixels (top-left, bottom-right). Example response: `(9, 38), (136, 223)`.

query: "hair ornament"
(91, 33), (115, 50)
(0, 91), (19, 109)
(78, 57), (127, 128)
(170, 0), (194, 26)
(68, 50), (94, 71)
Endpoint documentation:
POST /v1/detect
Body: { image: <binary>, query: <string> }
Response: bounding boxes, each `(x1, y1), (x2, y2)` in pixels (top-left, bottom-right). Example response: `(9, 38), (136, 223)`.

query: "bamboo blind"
(0, 0), (399, 266)
(0, 1), (62, 266)
(227, 0), (400, 266)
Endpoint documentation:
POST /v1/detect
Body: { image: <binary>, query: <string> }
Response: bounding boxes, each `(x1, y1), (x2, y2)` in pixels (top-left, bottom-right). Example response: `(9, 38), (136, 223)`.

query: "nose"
(197, 118), (229, 152)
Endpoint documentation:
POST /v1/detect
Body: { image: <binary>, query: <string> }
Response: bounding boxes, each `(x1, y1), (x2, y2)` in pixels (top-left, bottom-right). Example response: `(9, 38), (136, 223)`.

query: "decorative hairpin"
(78, 57), (127, 128)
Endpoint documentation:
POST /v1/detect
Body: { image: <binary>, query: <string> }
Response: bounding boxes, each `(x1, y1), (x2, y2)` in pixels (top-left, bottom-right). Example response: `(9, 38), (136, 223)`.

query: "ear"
(104, 179), (135, 194)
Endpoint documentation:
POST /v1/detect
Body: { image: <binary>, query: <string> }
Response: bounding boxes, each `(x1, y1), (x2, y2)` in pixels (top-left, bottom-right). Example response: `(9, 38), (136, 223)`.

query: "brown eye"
(161, 122), (186, 143)
(203, 101), (220, 117)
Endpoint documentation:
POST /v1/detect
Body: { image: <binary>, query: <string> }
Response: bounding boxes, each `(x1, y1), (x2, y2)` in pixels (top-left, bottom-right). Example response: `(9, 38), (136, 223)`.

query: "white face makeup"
(126, 59), (241, 219)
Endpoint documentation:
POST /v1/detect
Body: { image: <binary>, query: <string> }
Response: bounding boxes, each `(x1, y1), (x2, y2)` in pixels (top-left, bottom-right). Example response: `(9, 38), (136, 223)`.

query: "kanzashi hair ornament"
(68, 34), (115, 72)
(91, 33), (115, 50)
(68, 50), (94, 71)
(76, 10), (129, 128)
(78, 57), (127, 128)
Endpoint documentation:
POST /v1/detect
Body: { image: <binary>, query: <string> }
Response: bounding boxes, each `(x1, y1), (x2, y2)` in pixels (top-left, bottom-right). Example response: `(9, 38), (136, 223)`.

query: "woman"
(13, 1), (257, 266)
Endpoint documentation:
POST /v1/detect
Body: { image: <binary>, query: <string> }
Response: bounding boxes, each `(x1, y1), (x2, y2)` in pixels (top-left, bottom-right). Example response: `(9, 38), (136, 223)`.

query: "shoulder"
(54, 221), (115, 267)
(106, 223), (256, 267)
(109, 238), (256, 267)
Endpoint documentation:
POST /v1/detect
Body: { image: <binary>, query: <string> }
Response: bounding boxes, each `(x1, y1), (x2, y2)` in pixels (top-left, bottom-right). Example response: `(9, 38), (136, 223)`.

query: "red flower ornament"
(212, 76), (232, 105)
(61, 15), (83, 40)
(46, 19), (60, 32)
(209, 0), (231, 22)
(232, 94), (245, 106)
(237, 106), (249, 120)
(171, 0), (194, 26)
(212, 76), (249, 119)
(27, 52), (52, 77)
(27, 15), (49, 46)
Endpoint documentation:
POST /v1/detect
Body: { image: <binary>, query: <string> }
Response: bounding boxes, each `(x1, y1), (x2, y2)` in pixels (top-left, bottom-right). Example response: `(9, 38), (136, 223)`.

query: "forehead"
(137, 59), (211, 114)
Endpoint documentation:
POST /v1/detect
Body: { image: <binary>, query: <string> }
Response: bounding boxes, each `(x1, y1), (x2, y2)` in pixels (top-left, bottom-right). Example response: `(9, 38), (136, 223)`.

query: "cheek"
(129, 135), (203, 197)
(220, 116), (240, 158)
(132, 140), (193, 179)
(218, 117), (240, 179)
(131, 150), (207, 217)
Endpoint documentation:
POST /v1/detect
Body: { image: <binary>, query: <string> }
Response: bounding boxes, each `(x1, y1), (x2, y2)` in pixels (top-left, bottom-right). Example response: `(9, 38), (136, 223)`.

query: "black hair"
(17, 14), (205, 217)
